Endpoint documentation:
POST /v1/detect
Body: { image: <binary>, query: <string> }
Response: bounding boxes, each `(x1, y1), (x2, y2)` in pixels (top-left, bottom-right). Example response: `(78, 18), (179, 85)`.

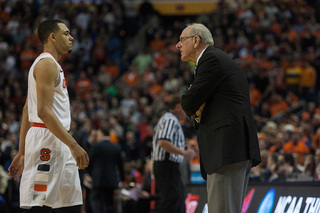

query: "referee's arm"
(159, 139), (195, 159)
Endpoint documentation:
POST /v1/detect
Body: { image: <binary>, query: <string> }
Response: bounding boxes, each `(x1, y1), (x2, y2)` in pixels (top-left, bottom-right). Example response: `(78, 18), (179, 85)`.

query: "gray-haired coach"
(177, 23), (261, 213)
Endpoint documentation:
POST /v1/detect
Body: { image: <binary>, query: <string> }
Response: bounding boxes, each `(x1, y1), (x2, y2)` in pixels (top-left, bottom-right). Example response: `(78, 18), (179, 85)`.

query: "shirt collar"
(196, 46), (209, 66)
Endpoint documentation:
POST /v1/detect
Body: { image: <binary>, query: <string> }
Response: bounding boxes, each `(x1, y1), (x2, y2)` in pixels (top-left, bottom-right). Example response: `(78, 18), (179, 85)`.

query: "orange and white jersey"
(28, 52), (71, 131)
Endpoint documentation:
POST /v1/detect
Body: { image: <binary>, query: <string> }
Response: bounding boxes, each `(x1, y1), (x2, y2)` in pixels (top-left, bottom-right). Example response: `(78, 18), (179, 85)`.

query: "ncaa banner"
(186, 181), (320, 213)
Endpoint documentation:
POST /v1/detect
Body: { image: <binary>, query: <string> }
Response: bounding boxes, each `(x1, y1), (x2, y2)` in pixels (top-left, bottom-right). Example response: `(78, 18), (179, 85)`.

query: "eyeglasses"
(179, 35), (201, 43)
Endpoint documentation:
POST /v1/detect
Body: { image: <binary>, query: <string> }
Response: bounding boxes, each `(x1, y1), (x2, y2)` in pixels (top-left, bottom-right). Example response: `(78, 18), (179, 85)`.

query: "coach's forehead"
(181, 26), (193, 36)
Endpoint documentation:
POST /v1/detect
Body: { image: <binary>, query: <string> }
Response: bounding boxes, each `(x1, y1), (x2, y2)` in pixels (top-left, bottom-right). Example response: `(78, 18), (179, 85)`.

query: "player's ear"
(50, 33), (56, 41)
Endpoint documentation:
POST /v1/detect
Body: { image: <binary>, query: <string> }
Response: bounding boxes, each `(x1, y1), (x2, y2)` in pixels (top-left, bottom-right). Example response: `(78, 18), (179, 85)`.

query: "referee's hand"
(184, 146), (196, 159)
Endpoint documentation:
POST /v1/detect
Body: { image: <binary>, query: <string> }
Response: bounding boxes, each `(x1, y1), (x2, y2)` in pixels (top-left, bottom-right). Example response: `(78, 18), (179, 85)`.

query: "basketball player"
(8, 19), (89, 213)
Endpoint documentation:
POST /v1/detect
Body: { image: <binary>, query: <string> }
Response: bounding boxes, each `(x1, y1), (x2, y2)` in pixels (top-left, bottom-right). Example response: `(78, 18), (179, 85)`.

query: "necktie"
(193, 65), (197, 75)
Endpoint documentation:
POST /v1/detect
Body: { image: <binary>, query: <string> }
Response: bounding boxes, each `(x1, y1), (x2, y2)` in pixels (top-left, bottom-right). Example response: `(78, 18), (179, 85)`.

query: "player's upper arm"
(34, 58), (58, 116)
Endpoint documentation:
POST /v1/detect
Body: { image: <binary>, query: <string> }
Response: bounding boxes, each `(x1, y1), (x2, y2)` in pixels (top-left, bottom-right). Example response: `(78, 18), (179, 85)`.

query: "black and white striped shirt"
(152, 112), (185, 163)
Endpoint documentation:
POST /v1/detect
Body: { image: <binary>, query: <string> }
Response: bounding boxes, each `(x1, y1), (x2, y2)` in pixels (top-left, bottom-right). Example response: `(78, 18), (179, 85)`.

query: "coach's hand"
(196, 103), (206, 117)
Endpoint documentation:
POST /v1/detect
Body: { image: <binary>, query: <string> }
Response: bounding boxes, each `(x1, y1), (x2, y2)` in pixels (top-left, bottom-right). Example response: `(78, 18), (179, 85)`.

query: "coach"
(177, 23), (261, 212)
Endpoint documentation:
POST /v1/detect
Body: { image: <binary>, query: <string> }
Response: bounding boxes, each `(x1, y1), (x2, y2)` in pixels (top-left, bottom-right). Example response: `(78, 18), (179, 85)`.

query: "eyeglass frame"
(179, 35), (202, 43)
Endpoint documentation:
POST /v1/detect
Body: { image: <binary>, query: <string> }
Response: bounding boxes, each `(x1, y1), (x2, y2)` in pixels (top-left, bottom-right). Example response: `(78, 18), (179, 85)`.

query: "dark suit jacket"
(88, 139), (125, 188)
(181, 46), (261, 179)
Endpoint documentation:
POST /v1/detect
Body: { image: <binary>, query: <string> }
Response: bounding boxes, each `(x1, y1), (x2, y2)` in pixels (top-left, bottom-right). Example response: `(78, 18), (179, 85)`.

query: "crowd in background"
(1, 0), (320, 212)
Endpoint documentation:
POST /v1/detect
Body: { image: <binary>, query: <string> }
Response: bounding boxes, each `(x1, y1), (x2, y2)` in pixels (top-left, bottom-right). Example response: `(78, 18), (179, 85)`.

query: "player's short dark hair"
(168, 94), (181, 110)
(37, 19), (64, 44)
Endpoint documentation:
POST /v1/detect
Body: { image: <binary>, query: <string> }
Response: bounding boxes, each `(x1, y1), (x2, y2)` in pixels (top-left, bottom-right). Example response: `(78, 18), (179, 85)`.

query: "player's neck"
(43, 48), (61, 61)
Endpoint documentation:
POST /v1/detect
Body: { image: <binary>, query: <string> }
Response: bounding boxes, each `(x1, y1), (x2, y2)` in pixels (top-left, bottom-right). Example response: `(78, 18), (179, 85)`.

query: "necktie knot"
(193, 65), (197, 75)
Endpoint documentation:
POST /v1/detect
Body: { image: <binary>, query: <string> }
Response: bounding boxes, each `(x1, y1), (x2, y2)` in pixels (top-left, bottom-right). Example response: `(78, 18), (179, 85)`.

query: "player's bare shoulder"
(34, 57), (58, 81)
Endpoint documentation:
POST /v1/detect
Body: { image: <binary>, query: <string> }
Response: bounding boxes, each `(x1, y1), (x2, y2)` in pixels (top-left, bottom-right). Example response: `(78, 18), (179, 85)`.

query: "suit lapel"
(195, 46), (213, 76)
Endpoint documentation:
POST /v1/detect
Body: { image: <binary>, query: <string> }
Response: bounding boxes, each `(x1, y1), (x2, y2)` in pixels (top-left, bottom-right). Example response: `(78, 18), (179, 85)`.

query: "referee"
(152, 94), (195, 213)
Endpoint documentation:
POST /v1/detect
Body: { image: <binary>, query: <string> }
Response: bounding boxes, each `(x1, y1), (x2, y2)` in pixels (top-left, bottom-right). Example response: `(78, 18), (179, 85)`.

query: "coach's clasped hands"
(195, 103), (206, 123)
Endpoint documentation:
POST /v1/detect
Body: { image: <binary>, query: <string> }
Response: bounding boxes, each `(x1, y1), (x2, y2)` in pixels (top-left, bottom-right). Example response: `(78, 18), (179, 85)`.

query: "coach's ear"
(193, 35), (201, 48)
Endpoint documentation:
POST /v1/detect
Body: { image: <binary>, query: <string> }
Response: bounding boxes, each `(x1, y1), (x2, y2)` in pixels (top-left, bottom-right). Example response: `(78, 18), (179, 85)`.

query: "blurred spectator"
(250, 150), (269, 182)
(315, 148), (320, 179)
(19, 41), (37, 70)
(153, 49), (170, 71)
(311, 127), (320, 151)
(269, 132), (285, 154)
(85, 127), (125, 213)
(149, 31), (166, 53)
(124, 129), (141, 161)
(286, 61), (302, 94)
(303, 154), (315, 178)
(0, 165), (8, 211)
(268, 92), (289, 117)
(138, 0), (156, 25)
(265, 153), (280, 182)
(299, 61), (316, 102)
(280, 153), (303, 179)
(249, 82), (262, 108)
(122, 64), (140, 88)
(132, 49), (153, 75)
(104, 59), (120, 79)
(163, 71), (179, 94)
(75, 71), (93, 100)
(108, 116), (124, 143)
(282, 128), (310, 164)
(122, 158), (157, 213)
(106, 32), (122, 67)
(269, 61), (287, 96)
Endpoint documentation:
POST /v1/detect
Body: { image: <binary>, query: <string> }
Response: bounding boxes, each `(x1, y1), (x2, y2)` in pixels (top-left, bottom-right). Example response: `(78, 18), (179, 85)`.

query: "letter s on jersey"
(40, 148), (51, 161)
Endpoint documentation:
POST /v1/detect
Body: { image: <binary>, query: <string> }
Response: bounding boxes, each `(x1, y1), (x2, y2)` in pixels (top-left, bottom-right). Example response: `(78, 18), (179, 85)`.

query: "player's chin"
(67, 45), (73, 53)
(62, 48), (72, 54)
(65, 47), (72, 54)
